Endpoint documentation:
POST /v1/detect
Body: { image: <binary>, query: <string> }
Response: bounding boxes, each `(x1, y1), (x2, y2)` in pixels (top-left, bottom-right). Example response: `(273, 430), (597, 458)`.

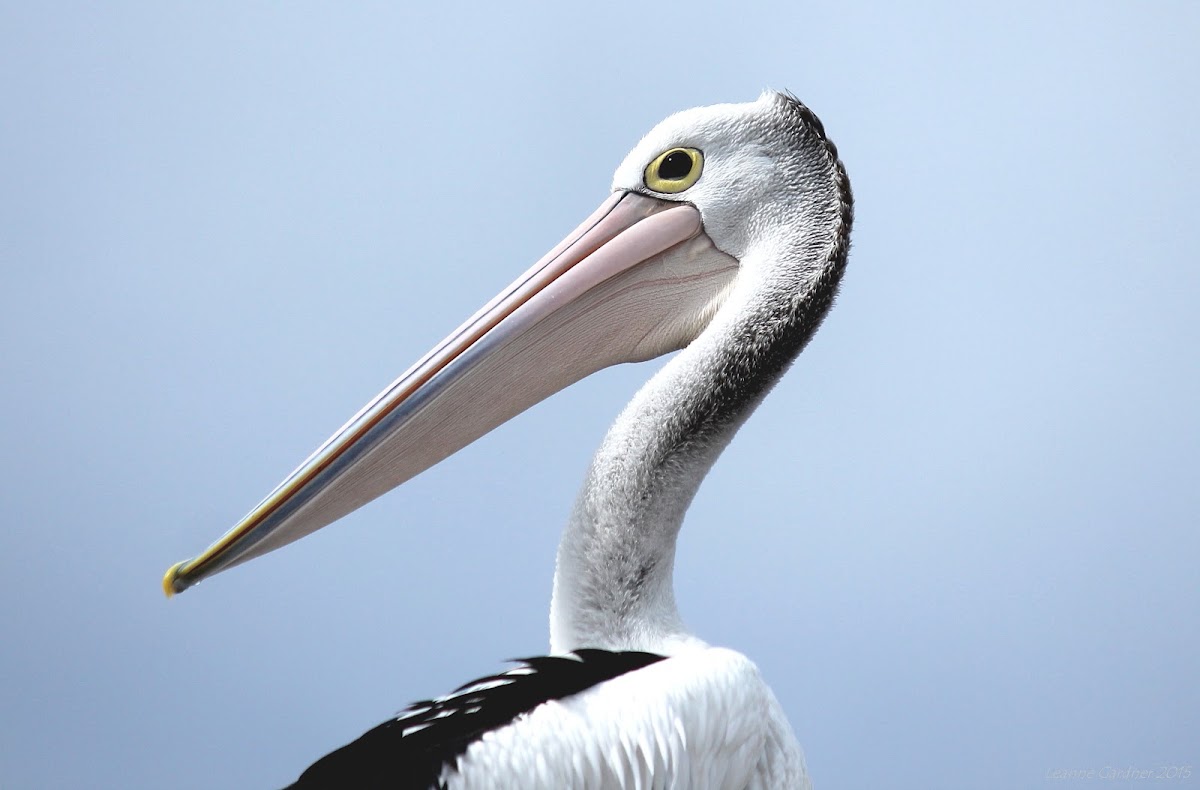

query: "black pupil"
(659, 150), (693, 181)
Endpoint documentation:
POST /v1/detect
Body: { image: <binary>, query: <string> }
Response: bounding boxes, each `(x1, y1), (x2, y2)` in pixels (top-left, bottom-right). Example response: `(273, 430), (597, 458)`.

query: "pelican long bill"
(164, 190), (738, 596)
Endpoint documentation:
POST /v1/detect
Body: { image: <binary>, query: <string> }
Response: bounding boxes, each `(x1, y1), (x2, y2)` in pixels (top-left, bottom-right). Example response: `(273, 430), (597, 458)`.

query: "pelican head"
(164, 91), (851, 596)
(614, 92), (846, 267)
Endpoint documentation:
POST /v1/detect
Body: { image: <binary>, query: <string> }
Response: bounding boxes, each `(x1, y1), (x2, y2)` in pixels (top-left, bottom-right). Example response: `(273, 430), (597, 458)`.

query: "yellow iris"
(643, 147), (704, 194)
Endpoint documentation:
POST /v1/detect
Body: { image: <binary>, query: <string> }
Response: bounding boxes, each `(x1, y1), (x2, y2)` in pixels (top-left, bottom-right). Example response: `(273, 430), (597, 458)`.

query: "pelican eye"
(644, 147), (703, 194)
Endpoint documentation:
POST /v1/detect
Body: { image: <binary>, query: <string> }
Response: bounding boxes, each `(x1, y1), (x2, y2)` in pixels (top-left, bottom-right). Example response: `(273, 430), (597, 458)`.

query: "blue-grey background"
(2, 3), (1196, 788)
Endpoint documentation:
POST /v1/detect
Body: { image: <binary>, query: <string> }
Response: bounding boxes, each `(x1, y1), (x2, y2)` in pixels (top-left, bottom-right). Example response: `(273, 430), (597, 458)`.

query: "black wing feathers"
(285, 649), (667, 790)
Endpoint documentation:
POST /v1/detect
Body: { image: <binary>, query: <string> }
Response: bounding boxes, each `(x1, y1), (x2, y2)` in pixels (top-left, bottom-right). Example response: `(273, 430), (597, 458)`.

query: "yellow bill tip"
(162, 561), (189, 598)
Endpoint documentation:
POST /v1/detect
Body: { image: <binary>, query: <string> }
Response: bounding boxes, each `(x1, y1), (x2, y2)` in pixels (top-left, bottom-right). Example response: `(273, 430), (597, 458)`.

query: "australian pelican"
(165, 91), (853, 789)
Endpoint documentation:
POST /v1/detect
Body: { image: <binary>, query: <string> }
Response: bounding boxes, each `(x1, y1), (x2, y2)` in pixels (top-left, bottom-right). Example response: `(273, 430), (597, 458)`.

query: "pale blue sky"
(1, 3), (1196, 788)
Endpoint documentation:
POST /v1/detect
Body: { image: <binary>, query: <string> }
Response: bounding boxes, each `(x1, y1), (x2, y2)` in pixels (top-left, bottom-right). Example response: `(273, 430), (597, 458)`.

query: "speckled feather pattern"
(552, 92), (852, 655)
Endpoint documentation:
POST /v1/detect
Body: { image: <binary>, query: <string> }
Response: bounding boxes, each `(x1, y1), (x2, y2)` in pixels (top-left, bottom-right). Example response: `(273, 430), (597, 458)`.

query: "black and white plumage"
(288, 651), (667, 790)
(165, 91), (853, 789)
